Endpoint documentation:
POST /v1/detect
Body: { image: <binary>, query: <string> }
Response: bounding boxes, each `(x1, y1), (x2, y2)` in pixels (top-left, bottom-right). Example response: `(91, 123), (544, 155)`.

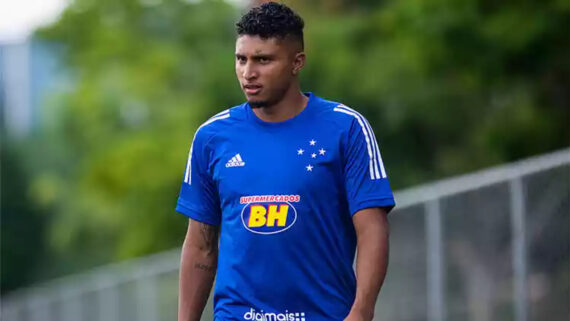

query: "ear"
(292, 51), (306, 76)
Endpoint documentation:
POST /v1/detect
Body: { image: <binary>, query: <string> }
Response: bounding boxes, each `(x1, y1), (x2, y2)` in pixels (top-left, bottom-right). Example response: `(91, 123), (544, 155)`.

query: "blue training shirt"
(176, 92), (396, 321)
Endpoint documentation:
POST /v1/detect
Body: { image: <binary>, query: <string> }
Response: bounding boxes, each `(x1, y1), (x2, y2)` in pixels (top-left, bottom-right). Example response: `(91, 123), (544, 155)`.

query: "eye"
(259, 57), (270, 64)
(236, 56), (246, 64)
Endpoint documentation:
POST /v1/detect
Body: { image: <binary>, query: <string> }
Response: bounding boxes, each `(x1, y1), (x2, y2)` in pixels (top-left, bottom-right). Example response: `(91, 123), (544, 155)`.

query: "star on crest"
(297, 149), (304, 155)
(309, 139), (316, 146)
(319, 148), (326, 155)
(311, 153), (317, 158)
(306, 165), (314, 171)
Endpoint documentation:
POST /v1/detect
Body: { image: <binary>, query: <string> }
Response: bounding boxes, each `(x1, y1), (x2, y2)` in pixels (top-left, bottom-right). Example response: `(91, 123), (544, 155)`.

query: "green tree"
(299, 0), (569, 184)
(1, 142), (48, 292)
(30, 0), (243, 277)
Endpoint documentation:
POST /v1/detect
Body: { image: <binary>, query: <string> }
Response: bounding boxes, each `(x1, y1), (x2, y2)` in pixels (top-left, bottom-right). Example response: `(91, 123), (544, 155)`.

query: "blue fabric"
(176, 93), (395, 321)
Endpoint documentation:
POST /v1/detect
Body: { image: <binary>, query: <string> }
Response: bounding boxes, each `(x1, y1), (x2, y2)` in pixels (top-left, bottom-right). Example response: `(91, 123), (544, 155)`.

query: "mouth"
(243, 84), (262, 95)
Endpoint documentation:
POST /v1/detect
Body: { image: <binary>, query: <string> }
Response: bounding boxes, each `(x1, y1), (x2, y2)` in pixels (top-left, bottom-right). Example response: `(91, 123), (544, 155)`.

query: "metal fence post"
(137, 275), (158, 321)
(2, 301), (20, 321)
(61, 287), (82, 321)
(28, 294), (52, 321)
(98, 283), (119, 321)
(510, 177), (528, 321)
(426, 199), (445, 321)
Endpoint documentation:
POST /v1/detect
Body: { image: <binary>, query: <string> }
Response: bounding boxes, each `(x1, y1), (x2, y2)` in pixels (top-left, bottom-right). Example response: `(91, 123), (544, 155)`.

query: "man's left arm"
(345, 207), (390, 321)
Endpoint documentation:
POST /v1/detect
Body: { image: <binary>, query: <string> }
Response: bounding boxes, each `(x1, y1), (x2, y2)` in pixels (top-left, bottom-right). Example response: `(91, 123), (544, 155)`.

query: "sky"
(0, 0), (248, 44)
(0, 0), (69, 44)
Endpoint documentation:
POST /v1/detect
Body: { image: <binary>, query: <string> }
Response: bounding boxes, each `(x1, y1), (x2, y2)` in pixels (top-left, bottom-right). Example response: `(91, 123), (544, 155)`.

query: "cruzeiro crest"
(296, 139), (326, 172)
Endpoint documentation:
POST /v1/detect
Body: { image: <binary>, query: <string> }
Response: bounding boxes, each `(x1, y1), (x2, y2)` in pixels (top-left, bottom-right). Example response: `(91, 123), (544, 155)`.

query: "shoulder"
(193, 103), (248, 144)
(310, 94), (370, 132)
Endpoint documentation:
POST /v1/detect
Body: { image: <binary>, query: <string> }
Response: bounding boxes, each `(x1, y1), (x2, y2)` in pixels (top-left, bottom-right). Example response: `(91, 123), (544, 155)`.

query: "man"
(176, 2), (395, 321)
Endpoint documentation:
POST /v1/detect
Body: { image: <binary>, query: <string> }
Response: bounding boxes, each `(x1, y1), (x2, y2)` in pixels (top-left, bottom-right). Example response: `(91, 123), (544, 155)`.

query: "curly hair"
(236, 2), (304, 49)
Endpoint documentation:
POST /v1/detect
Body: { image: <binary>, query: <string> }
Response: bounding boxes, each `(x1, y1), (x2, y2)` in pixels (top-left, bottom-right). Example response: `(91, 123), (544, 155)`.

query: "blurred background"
(1, 0), (568, 320)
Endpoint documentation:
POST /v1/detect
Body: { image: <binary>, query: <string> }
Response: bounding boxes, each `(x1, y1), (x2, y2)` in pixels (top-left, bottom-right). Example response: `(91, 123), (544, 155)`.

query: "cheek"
(264, 64), (291, 83)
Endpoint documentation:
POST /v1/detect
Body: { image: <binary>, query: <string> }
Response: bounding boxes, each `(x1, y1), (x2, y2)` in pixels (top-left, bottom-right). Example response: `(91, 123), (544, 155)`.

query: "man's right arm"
(178, 218), (219, 321)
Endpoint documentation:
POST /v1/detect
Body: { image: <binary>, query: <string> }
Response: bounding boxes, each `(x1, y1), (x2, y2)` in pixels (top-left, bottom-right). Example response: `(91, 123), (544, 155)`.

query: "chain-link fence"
(3, 148), (569, 321)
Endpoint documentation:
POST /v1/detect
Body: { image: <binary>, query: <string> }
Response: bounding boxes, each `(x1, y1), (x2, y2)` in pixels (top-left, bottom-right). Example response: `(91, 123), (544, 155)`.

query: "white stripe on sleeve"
(184, 110), (230, 184)
(334, 106), (378, 179)
(336, 104), (386, 178)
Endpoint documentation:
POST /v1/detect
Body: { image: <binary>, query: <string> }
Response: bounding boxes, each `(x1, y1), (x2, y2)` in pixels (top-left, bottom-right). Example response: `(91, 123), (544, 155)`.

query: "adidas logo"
(226, 154), (246, 168)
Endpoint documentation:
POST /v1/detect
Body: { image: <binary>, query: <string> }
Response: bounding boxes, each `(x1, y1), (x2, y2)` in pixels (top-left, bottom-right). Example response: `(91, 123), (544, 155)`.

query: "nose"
(242, 62), (258, 80)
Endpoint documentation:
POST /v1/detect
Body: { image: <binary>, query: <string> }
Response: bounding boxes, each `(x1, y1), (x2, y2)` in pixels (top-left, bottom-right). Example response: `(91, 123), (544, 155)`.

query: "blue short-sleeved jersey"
(176, 93), (395, 321)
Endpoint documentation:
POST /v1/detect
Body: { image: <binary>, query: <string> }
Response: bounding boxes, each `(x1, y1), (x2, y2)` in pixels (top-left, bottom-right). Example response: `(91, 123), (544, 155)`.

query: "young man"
(176, 3), (395, 321)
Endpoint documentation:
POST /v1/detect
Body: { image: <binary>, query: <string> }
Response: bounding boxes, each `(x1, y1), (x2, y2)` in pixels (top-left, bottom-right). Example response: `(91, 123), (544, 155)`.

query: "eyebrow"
(235, 53), (275, 59)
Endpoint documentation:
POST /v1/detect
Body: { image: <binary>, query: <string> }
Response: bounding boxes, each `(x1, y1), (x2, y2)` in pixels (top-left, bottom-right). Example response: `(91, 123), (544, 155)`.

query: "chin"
(248, 99), (268, 108)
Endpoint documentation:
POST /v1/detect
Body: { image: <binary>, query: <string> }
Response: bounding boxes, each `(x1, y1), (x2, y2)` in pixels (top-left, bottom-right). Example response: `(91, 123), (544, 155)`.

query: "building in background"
(1, 39), (68, 138)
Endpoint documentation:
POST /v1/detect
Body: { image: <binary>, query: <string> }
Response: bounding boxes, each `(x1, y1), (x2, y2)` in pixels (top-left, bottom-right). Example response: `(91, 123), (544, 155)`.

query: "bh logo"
(240, 195), (300, 234)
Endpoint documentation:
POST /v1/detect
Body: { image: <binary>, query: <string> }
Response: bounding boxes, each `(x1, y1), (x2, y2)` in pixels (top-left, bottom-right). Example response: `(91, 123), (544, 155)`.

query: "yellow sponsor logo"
(247, 204), (289, 227)
(240, 195), (299, 234)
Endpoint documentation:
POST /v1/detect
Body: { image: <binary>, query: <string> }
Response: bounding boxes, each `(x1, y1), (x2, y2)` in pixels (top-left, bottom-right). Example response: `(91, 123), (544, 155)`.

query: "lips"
(243, 84), (262, 95)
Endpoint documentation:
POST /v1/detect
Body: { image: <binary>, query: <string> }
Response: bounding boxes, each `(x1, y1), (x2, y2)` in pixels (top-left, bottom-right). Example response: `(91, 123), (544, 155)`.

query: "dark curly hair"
(236, 2), (304, 49)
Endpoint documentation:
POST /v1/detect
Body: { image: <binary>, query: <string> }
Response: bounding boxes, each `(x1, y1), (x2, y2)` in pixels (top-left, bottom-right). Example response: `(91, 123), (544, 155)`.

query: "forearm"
(349, 208), (390, 320)
(178, 220), (219, 321)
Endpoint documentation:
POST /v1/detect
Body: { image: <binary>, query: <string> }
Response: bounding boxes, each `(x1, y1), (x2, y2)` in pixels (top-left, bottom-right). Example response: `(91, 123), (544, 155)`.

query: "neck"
(251, 84), (309, 123)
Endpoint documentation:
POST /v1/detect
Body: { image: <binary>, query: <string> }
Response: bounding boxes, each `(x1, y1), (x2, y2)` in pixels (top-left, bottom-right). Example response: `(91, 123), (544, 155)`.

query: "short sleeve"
(176, 128), (221, 225)
(343, 115), (396, 216)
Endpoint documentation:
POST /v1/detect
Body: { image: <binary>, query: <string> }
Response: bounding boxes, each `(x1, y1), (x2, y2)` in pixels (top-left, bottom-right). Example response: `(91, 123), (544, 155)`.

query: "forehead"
(235, 35), (288, 55)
